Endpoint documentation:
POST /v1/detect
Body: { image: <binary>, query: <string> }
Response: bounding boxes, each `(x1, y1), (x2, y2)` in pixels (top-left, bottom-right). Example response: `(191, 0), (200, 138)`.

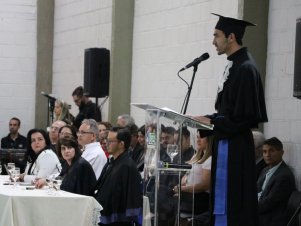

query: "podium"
(132, 103), (213, 226)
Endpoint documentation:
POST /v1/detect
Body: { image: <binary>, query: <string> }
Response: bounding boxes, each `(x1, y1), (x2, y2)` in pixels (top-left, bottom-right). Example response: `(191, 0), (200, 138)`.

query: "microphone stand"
(181, 65), (198, 114)
(48, 99), (55, 126)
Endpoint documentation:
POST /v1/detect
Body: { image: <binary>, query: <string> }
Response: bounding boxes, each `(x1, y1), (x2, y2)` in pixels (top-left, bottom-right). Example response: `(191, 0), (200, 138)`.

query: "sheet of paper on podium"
(131, 103), (213, 130)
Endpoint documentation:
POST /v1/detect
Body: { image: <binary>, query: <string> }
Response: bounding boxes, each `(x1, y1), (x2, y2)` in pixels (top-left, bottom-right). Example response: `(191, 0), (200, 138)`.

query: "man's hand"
(187, 115), (211, 125)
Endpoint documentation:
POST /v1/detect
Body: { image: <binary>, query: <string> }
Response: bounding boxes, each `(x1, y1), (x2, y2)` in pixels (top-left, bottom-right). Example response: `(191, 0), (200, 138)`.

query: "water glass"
(12, 167), (20, 182)
(166, 144), (178, 162)
(7, 162), (15, 174)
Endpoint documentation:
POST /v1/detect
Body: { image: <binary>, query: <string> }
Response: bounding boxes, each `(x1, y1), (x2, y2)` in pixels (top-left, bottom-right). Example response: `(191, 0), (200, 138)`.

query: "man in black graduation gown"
(94, 127), (142, 226)
(192, 14), (268, 226)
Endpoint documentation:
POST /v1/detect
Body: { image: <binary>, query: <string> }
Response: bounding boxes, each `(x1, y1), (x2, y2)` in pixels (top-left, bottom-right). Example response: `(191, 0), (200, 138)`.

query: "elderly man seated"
(257, 137), (296, 226)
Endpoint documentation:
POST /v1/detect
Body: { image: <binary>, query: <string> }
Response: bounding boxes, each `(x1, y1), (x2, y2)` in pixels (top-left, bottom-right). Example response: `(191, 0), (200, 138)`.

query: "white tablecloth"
(0, 176), (102, 226)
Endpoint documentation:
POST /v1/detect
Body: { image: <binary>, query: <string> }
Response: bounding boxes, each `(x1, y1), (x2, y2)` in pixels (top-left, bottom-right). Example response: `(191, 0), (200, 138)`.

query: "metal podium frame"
(132, 103), (213, 226)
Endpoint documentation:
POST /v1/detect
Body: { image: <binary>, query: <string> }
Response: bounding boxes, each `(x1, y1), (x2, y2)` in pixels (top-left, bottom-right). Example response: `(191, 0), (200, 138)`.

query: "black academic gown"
(60, 157), (96, 196)
(129, 143), (145, 172)
(207, 47), (268, 226)
(94, 151), (142, 225)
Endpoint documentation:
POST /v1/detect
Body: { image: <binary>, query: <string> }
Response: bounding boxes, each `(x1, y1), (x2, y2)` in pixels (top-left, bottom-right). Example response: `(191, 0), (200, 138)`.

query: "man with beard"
(72, 86), (101, 128)
(192, 14), (268, 226)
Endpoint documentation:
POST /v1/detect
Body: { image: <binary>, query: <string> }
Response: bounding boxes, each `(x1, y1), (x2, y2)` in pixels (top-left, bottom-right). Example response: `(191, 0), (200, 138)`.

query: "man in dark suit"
(257, 137), (296, 226)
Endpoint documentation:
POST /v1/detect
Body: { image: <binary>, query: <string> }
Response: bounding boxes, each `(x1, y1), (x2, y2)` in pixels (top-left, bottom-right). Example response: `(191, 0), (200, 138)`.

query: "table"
(0, 176), (102, 226)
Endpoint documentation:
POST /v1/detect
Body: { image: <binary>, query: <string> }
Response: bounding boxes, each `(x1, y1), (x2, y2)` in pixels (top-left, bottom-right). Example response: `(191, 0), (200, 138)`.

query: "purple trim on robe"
(214, 139), (228, 226)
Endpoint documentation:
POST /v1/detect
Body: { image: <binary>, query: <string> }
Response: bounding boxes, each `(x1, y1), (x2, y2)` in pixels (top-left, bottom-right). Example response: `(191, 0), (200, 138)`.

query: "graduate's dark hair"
(263, 137), (283, 151)
(111, 126), (131, 151)
(162, 126), (175, 135)
(223, 31), (243, 45)
(57, 137), (81, 164)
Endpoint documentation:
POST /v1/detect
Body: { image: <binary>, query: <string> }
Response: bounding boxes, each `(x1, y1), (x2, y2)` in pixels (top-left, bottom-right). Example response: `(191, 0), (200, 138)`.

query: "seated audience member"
(54, 99), (74, 124)
(160, 126), (175, 162)
(94, 127), (142, 226)
(77, 119), (107, 179)
(1, 117), (27, 149)
(98, 121), (112, 157)
(58, 124), (78, 140)
(36, 137), (96, 196)
(49, 120), (66, 152)
(57, 124), (78, 164)
(253, 130), (267, 180)
(173, 127), (195, 164)
(1, 117), (27, 173)
(128, 124), (144, 172)
(18, 129), (61, 183)
(136, 125), (146, 172)
(257, 137), (296, 226)
(116, 114), (135, 127)
(173, 130), (213, 215)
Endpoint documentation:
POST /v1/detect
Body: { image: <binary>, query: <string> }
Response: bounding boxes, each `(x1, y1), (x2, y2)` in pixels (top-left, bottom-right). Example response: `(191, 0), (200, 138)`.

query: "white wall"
(1, 0), (300, 189)
(52, 0), (112, 120)
(131, 0), (239, 127)
(265, 0), (301, 189)
(0, 0), (37, 140)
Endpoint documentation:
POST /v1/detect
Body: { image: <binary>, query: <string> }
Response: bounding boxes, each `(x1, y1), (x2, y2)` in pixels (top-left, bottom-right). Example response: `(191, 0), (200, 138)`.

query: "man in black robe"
(192, 14), (268, 226)
(94, 127), (142, 226)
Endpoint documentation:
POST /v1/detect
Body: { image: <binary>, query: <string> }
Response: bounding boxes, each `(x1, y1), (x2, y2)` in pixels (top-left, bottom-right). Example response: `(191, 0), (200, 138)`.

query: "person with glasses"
(58, 125), (78, 140)
(49, 120), (66, 153)
(94, 127), (142, 226)
(78, 119), (107, 180)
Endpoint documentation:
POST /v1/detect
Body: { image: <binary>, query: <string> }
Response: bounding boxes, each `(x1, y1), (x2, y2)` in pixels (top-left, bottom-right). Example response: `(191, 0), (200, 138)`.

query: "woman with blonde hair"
(173, 130), (214, 215)
(54, 99), (74, 124)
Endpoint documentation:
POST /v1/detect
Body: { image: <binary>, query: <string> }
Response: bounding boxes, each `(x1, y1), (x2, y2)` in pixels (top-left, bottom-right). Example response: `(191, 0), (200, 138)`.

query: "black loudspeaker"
(294, 17), (301, 99)
(84, 48), (110, 98)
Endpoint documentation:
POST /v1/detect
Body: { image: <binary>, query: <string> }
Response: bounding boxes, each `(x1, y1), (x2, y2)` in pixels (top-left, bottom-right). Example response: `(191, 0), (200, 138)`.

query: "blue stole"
(214, 139), (228, 226)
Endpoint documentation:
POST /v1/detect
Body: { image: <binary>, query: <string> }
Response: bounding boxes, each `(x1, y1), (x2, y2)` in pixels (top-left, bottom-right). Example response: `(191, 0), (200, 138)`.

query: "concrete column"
(108, 0), (135, 123)
(242, 0), (269, 131)
(242, 0), (269, 87)
(35, 0), (54, 129)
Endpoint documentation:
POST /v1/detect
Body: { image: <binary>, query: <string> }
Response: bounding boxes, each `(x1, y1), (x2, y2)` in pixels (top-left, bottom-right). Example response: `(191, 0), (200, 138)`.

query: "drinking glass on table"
(11, 167), (20, 187)
(12, 167), (20, 180)
(7, 162), (15, 174)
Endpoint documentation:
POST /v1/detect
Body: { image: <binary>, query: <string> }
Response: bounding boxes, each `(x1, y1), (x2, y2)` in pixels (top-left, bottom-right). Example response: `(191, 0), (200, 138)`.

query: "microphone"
(179, 52), (210, 72)
(158, 161), (192, 170)
(41, 91), (56, 101)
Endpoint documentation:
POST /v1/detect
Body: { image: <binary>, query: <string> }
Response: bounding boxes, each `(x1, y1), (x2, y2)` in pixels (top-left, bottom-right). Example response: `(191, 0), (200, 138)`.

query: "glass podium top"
(132, 103), (213, 130)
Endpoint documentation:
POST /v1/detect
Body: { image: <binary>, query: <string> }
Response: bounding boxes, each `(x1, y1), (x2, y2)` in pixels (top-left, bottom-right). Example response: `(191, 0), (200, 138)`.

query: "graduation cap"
(212, 13), (256, 40)
(198, 129), (214, 138)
